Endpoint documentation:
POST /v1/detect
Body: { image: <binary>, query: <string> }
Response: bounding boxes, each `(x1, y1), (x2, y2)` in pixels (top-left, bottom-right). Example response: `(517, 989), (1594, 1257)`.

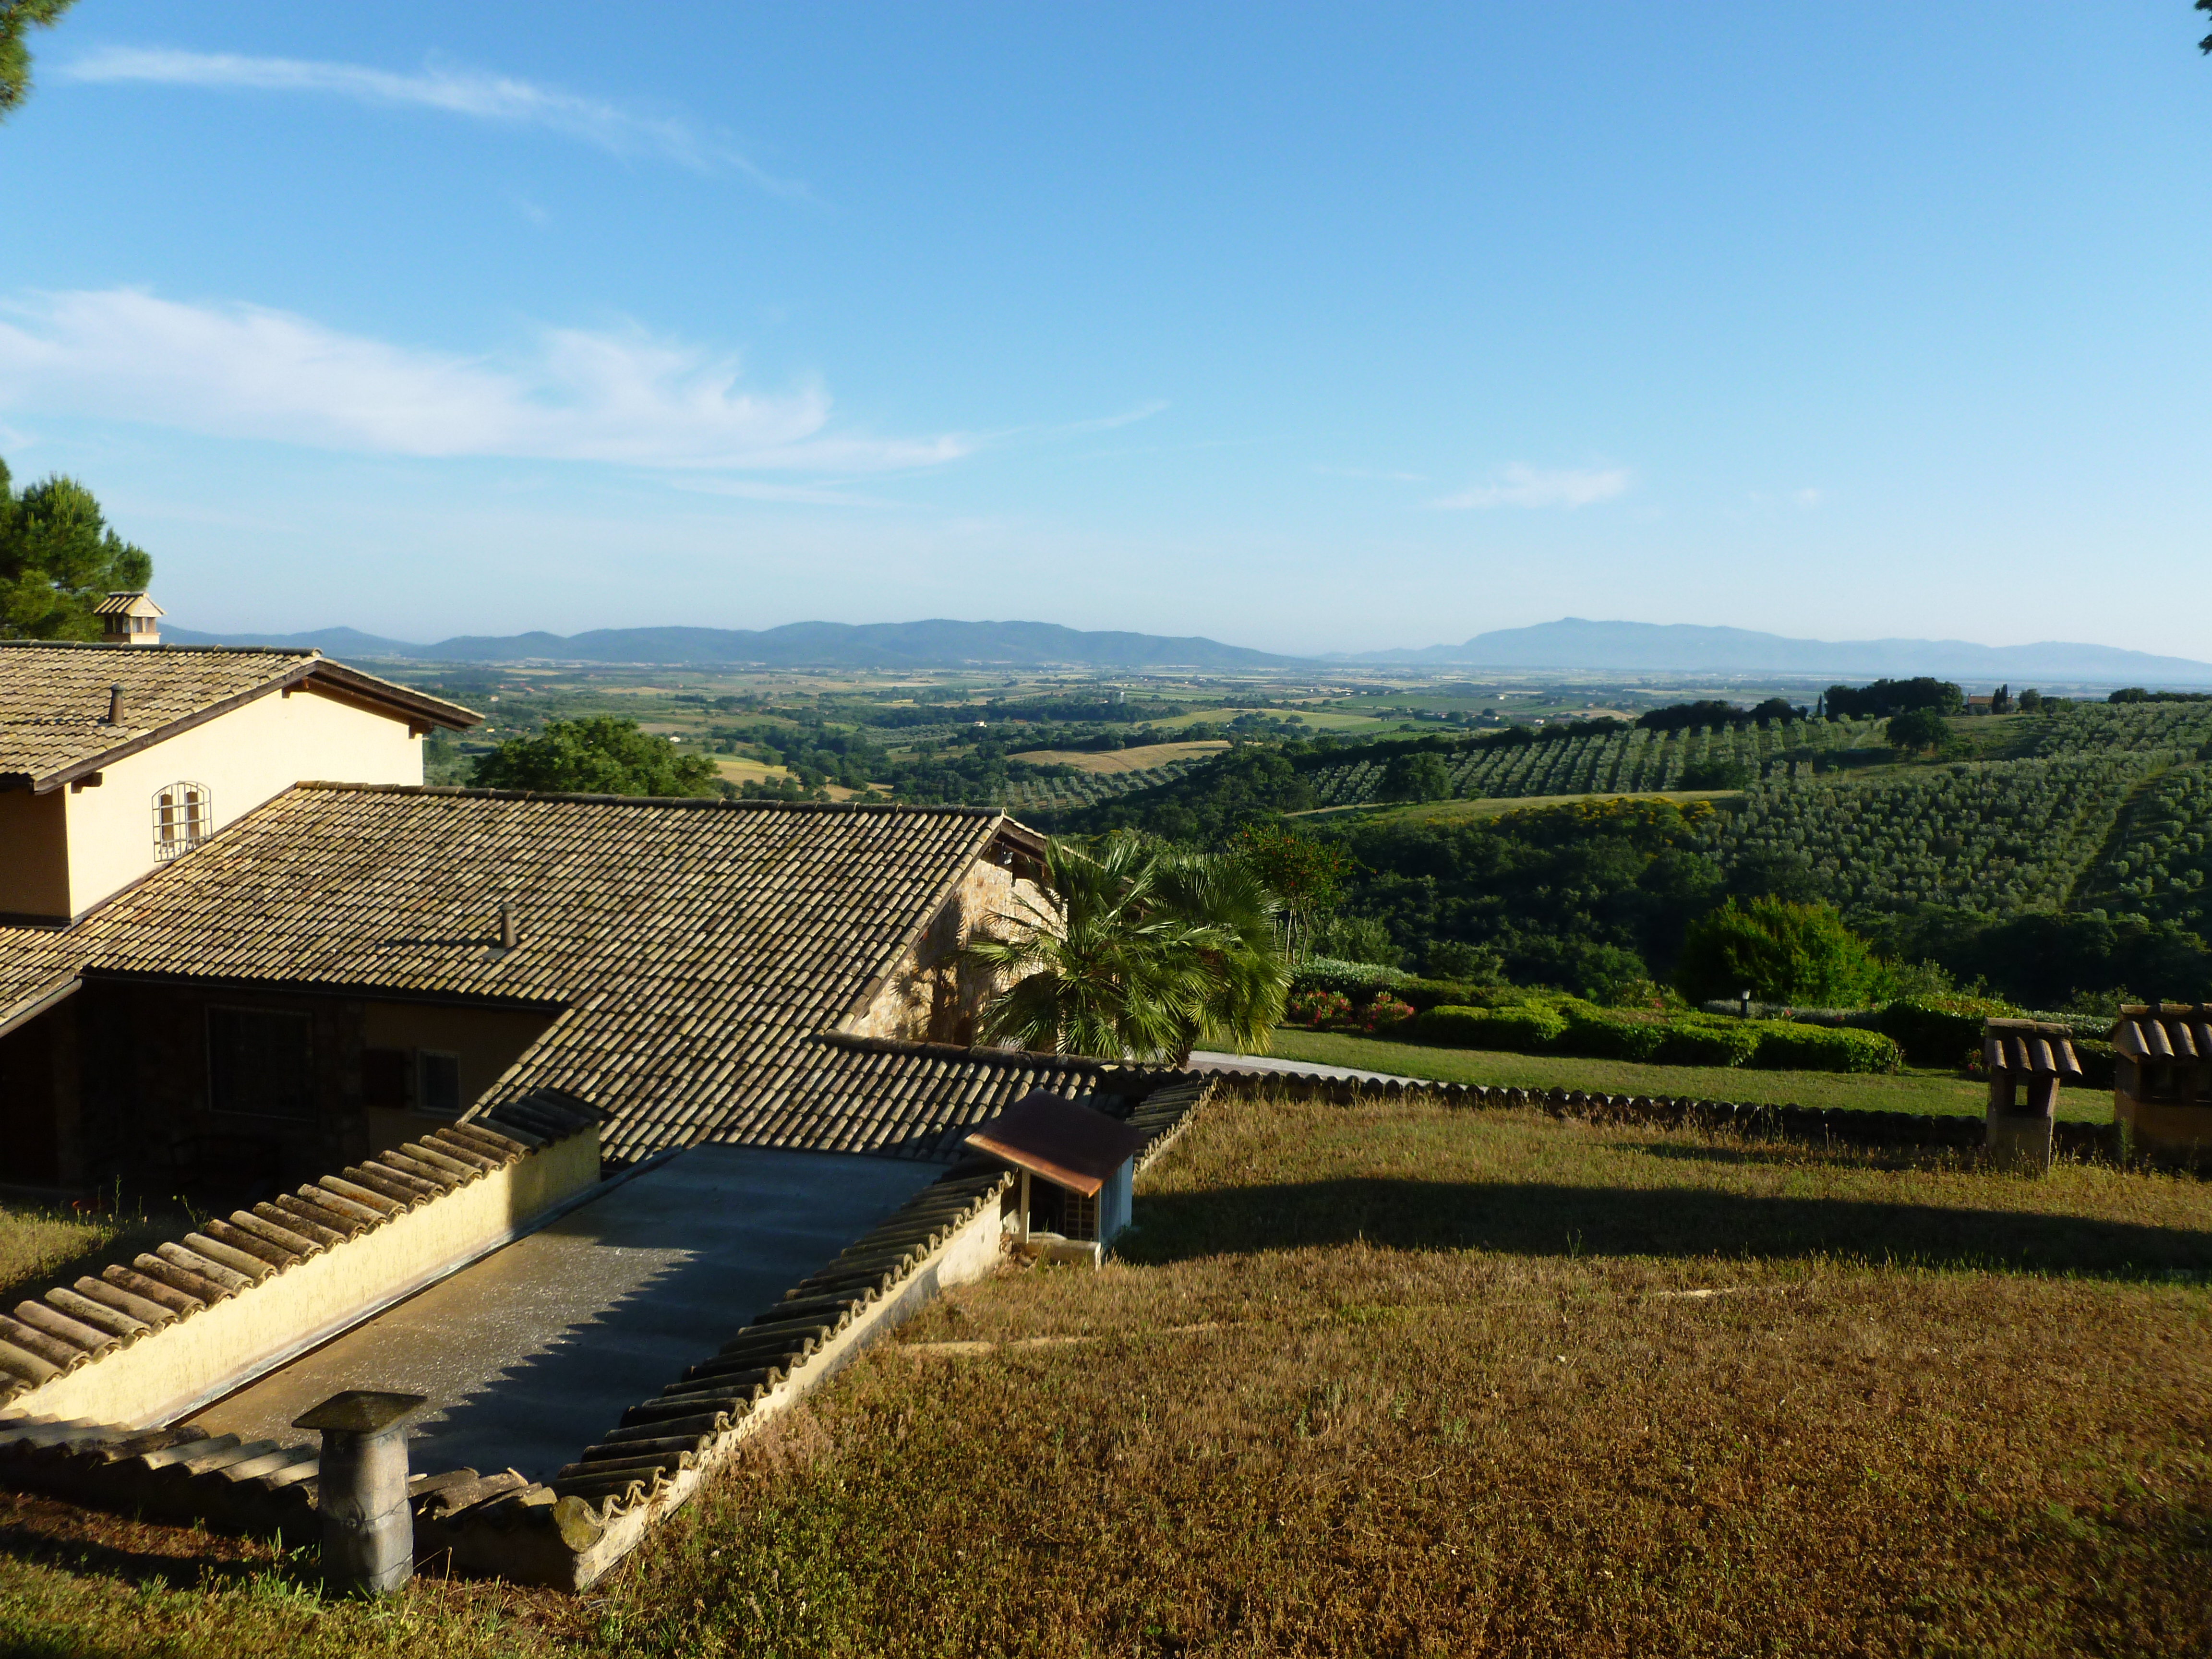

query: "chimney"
(498, 902), (521, 951)
(96, 590), (165, 648)
(107, 684), (125, 725)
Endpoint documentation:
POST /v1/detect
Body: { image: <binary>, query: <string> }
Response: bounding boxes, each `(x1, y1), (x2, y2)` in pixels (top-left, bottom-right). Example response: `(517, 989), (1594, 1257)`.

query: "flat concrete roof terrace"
(189, 1145), (945, 1482)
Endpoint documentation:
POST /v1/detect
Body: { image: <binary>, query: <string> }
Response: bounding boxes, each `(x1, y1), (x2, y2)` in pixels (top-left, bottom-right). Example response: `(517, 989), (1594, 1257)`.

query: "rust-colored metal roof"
(0, 641), (479, 791)
(962, 1088), (1151, 1196)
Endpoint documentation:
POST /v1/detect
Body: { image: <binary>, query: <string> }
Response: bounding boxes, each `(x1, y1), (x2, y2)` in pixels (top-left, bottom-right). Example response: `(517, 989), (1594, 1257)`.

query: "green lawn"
(1242, 1025), (2114, 1122)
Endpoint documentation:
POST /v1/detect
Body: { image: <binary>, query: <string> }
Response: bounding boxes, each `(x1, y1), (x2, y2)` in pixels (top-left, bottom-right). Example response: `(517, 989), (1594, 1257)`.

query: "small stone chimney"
(95, 590), (165, 647)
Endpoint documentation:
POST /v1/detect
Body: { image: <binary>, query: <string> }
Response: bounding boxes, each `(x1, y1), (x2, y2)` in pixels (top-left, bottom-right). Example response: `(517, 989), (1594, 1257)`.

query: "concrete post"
(293, 1390), (427, 1595)
(1986, 1073), (2057, 1175)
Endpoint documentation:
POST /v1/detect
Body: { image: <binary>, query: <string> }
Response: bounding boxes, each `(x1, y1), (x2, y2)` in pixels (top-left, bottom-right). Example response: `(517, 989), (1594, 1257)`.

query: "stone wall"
(844, 853), (1046, 1046)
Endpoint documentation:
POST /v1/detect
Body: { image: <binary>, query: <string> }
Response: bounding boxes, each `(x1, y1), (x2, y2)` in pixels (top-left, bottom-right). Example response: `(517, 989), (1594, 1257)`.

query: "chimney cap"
(94, 590), (165, 619)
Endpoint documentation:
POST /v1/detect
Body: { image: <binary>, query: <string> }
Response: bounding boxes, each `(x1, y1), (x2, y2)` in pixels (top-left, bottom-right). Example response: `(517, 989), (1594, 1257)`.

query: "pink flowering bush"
(1359, 992), (1416, 1034)
(1286, 987), (1353, 1028)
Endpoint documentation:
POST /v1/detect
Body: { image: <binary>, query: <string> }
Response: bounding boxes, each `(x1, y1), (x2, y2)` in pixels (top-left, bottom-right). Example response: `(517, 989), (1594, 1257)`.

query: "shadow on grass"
(0, 1214), (180, 1315)
(1122, 1179), (2212, 1280)
(0, 1499), (321, 1601)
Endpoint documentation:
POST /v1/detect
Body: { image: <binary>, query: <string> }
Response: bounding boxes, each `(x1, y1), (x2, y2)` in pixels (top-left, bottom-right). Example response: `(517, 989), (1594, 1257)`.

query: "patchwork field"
(1008, 739), (1230, 774)
(5, 1095), (2209, 1656)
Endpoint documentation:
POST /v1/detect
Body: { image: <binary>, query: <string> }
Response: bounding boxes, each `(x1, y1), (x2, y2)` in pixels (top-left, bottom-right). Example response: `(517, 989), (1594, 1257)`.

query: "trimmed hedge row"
(1409, 999), (1903, 1074)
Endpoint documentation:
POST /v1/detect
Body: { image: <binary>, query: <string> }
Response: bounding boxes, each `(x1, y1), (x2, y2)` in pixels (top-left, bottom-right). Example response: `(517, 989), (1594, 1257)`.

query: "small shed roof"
(964, 1089), (1150, 1196)
(2112, 1005), (2212, 1064)
(1982, 1018), (2083, 1080)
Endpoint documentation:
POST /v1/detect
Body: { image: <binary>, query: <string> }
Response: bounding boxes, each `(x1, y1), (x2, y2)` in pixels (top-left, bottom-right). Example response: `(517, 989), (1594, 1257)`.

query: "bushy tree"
(1229, 821), (1353, 960)
(1886, 707), (1951, 753)
(1379, 750), (1452, 802)
(0, 459), (154, 639)
(469, 717), (719, 796)
(1675, 897), (1887, 1007)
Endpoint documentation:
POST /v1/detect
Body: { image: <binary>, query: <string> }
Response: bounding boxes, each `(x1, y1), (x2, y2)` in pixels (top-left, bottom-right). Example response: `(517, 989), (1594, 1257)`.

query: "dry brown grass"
(5, 1098), (2210, 1656)
(0, 1200), (177, 1312)
(612, 1095), (2212, 1657)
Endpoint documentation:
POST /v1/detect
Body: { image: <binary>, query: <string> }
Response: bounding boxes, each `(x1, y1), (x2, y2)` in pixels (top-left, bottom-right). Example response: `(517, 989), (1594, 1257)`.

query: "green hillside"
(1042, 699), (2212, 1005)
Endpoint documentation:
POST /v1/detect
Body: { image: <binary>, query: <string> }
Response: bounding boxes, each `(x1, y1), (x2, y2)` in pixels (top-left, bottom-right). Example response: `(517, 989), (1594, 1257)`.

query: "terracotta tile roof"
(2112, 1004), (2212, 1065)
(38, 782), (1153, 1163)
(1981, 1017), (2085, 1080)
(0, 642), (478, 790)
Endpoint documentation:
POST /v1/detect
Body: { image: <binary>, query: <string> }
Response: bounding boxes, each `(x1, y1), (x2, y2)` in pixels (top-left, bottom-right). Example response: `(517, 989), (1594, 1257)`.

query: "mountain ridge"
(164, 618), (1294, 670)
(1335, 618), (2212, 684)
(159, 615), (2212, 684)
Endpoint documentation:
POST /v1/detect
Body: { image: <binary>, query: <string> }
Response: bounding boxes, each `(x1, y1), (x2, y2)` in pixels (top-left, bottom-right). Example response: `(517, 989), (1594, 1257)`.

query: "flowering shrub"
(1285, 987), (1352, 1028)
(1359, 992), (1416, 1034)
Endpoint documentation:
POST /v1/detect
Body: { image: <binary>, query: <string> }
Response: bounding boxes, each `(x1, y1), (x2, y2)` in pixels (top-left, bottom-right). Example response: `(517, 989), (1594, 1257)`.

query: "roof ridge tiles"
(0, 639), (320, 659)
(293, 781), (1005, 816)
(0, 1112), (594, 1409)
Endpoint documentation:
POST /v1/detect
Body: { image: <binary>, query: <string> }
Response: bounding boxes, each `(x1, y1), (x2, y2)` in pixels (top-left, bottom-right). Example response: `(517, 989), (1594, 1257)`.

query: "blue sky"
(0, 2), (2207, 656)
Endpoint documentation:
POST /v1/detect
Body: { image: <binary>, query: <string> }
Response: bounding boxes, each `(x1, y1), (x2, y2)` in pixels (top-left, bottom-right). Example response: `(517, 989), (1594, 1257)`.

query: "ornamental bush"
(1360, 992), (1417, 1034)
(1413, 1005), (1492, 1046)
(1285, 987), (1352, 1028)
(1555, 1001), (1670, 1062)
(1655, 1016), (1763, 1068)
(1749, 1022), (1902, 1074)
(1481, 1003), (1569, 1050)
(1676, 897), (1887, 1007)
(1877, 993), (2022, 1067)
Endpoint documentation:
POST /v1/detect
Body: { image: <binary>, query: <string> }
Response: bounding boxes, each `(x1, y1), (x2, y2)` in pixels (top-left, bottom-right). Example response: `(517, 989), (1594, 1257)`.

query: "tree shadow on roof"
(1119, 1178), (2212, 1282)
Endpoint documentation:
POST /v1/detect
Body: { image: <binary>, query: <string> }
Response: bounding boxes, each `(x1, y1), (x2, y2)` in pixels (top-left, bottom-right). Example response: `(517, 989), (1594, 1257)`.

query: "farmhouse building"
(0, 618), (478, 924)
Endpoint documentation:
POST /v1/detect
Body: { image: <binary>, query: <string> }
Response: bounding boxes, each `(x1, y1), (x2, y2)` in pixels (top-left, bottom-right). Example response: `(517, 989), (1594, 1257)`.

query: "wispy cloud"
(1431, 463), (1629, 510)
(61, 46), (804, 192)
(0, 289), (963, 474)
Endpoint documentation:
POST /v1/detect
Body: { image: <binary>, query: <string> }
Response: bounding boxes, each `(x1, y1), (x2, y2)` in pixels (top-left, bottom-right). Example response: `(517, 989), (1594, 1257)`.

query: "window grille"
(153, 782), (213, 861)
(1062, 1189), (1099, 1241)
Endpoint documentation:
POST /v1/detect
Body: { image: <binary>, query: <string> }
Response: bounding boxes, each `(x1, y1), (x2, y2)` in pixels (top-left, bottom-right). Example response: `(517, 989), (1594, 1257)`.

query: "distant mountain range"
(1337, 619), (2212, 685)
(165, 619), (1293, 671)
(163, 614), (2212, 686)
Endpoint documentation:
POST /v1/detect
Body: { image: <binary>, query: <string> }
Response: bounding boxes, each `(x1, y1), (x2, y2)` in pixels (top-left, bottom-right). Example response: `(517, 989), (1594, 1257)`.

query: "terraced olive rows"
(1306, 717), (1890, 806)
(1718, 753), (2173, 915)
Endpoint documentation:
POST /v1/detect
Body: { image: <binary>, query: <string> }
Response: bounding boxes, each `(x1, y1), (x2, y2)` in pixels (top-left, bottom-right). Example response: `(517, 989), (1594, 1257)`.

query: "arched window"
(153, 782), (213, 861)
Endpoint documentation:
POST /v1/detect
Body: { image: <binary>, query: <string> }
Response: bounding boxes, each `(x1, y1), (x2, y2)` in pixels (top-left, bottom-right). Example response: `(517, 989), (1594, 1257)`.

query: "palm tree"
(962, 832), (1290, 1063)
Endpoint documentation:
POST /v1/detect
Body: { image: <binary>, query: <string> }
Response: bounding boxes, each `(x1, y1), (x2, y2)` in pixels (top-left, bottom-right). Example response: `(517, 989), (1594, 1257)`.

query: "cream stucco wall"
(0, 787), (70, 919)
(4, 1127), (600, 1430)
(361, 1000), (562, 1157)
(55, 683), (423, 919)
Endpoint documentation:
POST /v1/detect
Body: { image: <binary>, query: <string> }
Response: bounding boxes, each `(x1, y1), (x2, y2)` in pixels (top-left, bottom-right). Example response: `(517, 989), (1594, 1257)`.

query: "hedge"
(1414, 1006), (1493, 1046)
(1877, 994), (2024, 1067)
(1403, 1001), (1899, 1073)
(1748, 1022), (1902, 1075)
